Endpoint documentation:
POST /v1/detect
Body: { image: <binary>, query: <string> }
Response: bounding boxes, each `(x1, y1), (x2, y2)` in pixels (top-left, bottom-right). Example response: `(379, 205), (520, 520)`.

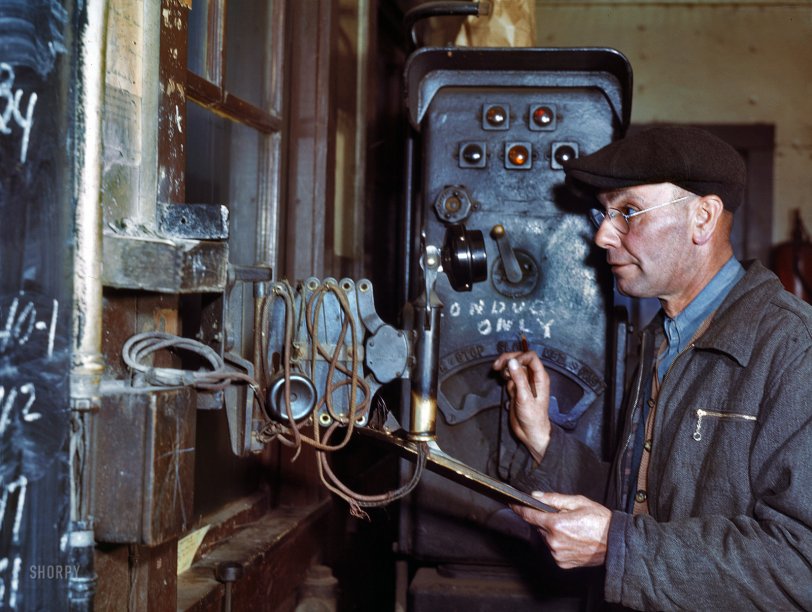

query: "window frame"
(184, 0), (287, 267)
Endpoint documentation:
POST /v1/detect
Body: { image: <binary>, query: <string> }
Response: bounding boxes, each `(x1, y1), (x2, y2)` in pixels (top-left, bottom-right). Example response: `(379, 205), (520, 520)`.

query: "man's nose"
(593, 216), (619, 250)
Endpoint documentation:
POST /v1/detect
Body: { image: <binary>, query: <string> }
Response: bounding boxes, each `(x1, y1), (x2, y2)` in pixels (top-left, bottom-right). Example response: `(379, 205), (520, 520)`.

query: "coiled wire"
(122, 331), (264, 401)
(122, 279), (426, 518)
(256, 279), (426, 518)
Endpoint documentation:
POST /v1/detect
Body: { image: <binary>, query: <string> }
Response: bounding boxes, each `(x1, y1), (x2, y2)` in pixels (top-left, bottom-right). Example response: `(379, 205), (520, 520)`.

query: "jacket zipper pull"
(693, 408), (757, 441)
(693, 408), (706, 441)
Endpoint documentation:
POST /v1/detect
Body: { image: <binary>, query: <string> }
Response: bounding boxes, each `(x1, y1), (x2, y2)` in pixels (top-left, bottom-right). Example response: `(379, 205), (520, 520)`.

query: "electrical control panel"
(401, 47), (632, 566)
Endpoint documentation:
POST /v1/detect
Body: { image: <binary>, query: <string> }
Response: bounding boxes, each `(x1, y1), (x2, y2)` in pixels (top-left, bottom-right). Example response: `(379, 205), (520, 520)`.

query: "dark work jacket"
(512, 260), (812, 610)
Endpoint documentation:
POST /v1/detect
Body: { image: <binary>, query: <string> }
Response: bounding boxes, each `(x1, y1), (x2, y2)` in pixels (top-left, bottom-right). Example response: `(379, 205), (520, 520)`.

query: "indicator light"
(508, 145), (528, 166)
(459, 142), (486, 168)
(462, 144), (483, 164)
(551, 142), (579, 169)
(533, 106), (555, 128)
(486, 106), (506, 126)
(505, 142), (532, 170)
(483, 104), (509, 130)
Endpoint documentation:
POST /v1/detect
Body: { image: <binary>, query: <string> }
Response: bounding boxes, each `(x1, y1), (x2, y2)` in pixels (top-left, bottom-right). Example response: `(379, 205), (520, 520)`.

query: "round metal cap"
(266, 373), (317, 422)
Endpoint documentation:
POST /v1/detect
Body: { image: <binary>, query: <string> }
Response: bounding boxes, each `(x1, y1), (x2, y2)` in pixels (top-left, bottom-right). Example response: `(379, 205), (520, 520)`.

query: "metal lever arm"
(490, 224), (523, 283)
(358, 425), (556, 513)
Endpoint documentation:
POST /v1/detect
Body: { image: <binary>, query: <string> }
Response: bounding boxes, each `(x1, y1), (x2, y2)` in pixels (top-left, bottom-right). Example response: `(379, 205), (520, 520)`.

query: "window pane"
(333, 0), (362, 259)
(187, 0), (209, 78)
(225, 0), (271, 108)
(186, 101), (261, 270)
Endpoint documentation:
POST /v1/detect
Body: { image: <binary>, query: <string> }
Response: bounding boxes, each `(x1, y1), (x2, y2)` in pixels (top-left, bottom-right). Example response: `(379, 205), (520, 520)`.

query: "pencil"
(520, 334), (537, 398)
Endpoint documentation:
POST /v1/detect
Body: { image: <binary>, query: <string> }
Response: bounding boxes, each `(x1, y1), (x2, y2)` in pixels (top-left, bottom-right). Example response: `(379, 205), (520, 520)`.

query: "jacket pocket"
(693, 408), (757, 441)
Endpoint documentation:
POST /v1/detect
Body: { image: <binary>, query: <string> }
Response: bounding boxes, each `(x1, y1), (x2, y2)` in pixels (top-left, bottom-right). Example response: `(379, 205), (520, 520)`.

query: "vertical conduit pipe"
(352, 0), (369, 275)
(70, 0), (107, 514)
(69, 0), (108, 609)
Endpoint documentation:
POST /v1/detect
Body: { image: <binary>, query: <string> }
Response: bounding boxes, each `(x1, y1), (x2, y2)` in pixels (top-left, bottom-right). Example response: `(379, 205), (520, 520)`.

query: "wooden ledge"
(177, 500), (331, 611)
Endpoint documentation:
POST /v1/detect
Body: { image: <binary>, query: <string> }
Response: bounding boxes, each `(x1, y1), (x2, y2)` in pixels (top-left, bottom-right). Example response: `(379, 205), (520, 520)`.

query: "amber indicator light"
(508, 144), (529, 166)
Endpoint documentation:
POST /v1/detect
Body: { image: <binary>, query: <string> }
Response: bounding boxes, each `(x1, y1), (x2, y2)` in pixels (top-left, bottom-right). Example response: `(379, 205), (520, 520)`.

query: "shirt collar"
(663, 256), (745, 355)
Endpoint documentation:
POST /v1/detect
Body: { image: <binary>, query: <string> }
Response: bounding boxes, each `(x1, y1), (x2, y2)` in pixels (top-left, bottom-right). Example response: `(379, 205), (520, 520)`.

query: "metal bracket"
(223, 352), (264, 456)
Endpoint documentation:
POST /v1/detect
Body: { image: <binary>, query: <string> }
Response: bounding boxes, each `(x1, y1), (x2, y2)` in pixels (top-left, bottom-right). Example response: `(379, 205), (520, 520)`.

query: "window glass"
(333, 0), (361, 260)
(225, 0), (272, 108)
(187, 0), (209, 78)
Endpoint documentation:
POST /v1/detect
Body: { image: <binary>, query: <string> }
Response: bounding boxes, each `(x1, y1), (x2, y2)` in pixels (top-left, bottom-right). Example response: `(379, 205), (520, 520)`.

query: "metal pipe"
(403, 1), (491, 49)
(67, 520), (97, 611)
(68, 11), (107, 610)
(401, 131), (415, 306)
(353, 0), (370, 276)
(70, 0), (107, 408)
(255, 0), (286, 268)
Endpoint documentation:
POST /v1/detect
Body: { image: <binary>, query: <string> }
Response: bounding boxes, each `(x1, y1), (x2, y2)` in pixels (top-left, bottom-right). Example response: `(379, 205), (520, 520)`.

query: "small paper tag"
(177, 524), (211, 575)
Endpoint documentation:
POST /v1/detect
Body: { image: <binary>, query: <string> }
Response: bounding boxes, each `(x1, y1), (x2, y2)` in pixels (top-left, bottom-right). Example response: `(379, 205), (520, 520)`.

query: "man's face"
(594, 183), (694, 300)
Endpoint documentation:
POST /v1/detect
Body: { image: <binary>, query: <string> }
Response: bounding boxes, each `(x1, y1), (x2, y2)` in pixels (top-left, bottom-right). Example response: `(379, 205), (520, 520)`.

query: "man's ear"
(692, 195), (724, 245)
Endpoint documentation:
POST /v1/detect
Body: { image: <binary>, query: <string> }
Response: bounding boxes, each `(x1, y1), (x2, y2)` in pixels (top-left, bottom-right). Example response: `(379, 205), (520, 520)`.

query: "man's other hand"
(511, 492), (612, 569)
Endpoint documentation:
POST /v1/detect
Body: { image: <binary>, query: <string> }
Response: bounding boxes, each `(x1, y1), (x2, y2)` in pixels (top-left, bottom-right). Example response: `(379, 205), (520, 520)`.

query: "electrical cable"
(122, 278), (423, 515)
(121, 331), (265, 408)
(257, 279), (425, 514)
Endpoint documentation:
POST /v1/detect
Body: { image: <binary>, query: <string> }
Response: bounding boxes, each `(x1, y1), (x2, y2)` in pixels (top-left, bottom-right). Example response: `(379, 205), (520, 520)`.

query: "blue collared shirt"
(657, 256), (746, 381)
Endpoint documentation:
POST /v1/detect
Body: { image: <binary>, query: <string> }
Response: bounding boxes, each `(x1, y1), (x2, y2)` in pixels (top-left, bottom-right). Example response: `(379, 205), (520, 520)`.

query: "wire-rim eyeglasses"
(590, 195), (693, 234)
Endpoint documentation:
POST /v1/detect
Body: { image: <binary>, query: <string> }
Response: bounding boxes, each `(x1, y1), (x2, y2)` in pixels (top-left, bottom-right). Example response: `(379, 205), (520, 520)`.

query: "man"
(493, 126), (812, 610)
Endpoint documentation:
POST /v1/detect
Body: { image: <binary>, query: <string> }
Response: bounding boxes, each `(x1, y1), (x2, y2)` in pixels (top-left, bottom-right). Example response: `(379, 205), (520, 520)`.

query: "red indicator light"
(532, 106), (553, 127)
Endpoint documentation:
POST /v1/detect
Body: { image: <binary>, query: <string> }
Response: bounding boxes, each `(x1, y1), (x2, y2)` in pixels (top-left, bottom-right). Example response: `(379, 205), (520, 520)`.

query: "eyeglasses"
(590, 195), (692, 234)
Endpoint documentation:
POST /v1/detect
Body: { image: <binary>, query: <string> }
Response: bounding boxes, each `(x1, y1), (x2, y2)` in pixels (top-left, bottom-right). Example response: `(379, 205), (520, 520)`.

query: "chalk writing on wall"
(0, 293), (66, 609)
(0, 0), (68, 78)
(0, 294), (57, 359)
(0, 1), (72, 607)
(448, 298), (556, 338)
(0, 63), (37, 163)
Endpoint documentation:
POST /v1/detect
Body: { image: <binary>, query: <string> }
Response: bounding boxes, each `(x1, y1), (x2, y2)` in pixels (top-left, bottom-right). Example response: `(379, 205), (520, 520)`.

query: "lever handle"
(490, 224), (523, 284)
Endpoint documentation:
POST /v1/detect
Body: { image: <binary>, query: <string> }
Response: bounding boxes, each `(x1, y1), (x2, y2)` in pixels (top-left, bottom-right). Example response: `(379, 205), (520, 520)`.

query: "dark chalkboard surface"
(0, 0), (73, 609)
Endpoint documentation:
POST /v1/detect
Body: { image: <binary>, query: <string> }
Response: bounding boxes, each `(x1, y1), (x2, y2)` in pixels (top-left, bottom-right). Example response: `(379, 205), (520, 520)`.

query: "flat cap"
(563, 125), (746, 211)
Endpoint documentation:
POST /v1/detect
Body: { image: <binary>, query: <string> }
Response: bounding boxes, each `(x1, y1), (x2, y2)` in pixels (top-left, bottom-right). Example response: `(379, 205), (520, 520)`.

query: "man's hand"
(492, 350), (552, 463)
(511, 492), (612, 569)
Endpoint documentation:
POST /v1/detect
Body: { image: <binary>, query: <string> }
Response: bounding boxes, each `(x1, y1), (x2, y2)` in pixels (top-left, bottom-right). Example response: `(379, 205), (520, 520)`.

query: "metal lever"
(409, 241), (443, 441)
(490, 224), (523, 284)
(358, 426), (557, 513)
